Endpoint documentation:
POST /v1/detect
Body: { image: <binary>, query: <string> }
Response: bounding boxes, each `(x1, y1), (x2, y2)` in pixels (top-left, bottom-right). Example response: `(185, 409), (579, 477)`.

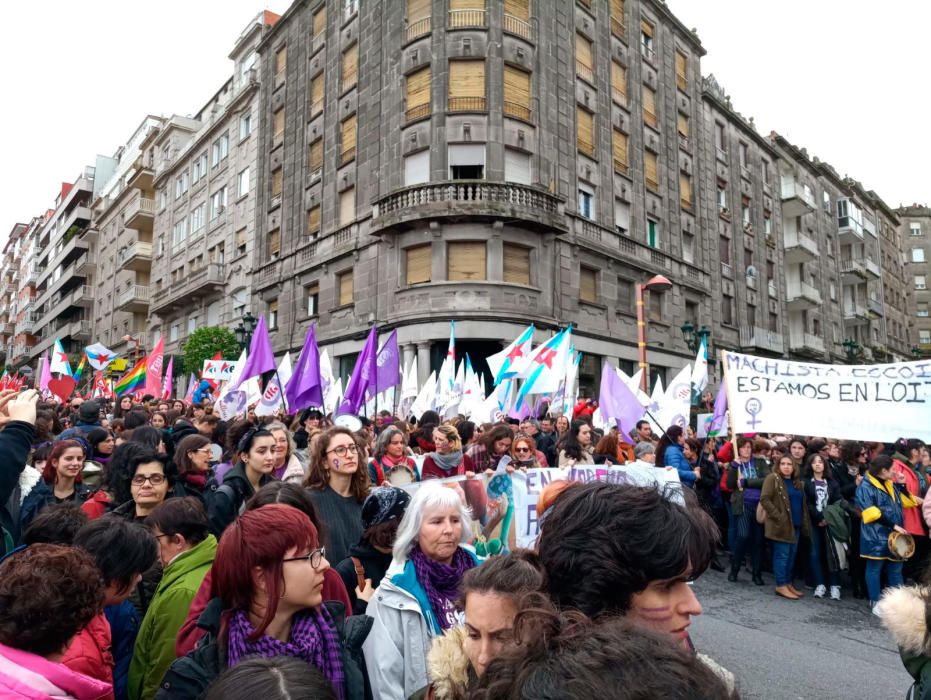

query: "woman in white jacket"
(362, 482), (478, 700)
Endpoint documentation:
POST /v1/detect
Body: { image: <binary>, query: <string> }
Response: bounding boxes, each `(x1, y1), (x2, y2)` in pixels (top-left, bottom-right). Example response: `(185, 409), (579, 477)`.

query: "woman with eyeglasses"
(20, 439), (94, 532)
(159, 504), (369, 700)
(207, 427), (277, 537)
(172, 434), (214, 504)
(129, 497), (217, 700)
(305, 427), (371, 566)
(511, 435), (544, 470)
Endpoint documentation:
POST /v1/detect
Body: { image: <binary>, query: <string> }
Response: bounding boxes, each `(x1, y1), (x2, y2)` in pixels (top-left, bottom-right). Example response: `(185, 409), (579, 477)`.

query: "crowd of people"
(0, 387), (927, 699)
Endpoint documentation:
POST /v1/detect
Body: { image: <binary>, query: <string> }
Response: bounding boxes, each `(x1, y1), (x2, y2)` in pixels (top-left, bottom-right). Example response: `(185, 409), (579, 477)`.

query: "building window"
(921, 330), (931, 345)
(918, 303), (929, 318)
(310, 73), (325, 116)
(611, 61), (627, 104)
(192, 152), (208, 183)
(639, 18), (654, 61)
(307, 206), (321, 238)
(503, 66), (531, 121)
(312, 5), (326, 40)
(761, 158), (770, 182)
(503, 243), (531, 286)
(679, 172), (692, 210)
(190, 204), (206, 233)
(504, 0), (529, 37)
(764, 212), (772, 235)
(648, 290), (663, 321)
(647, 219), (659, 249)
(675, 50), (687, 90)
(341, 44), (359, 91)
(187, 315), (198, 335)
(405, 66), (431, 122)
(575, 34), (593, 83)
(823, 190), (831, 213)
(338, 187), (355, 226)
(273, 109), (285, 147)
(580, 266), (597, 303)
(344, 0), (358, 19)
(911, 223), (923, 237)
(210, 187), (227, 220)
(829, 282), (836, 300)
(578, 186), (595, 219)
(157, 190), (167, 211)
(268, 228), (280, 260)
(677, 112), (689, 148)
(916, 275), (927, 290)
(306, 283), (319, 316)
(717, 181), (727, 211)
(738, 141), (749, 169)
(614, 199), (630, 235)
(719, 236), (731, 264)
(448, 144), (485, 180)
(169, 323), (180, 342)
(275, 46), (287, 82)
(338, 270), (354, 306)
(271, 168), (283, 207)
(612, 129), (628, 175)
(236, 228), (247, 255)
(406, 244), (432, 285)
(642, 85), (657, 128)
(448, 60), (486, 111)
(404, 150), (430, 185)
(211, 133), (229, 166)
(172, 219), (187, 246)
(239, 112), (252, 139)
(340, 114), (357, 165)
(644, 151), (658, 192)
(267, 300), (279, 329)
(447, 241), (486, 281)
(913, 248), (926, 263)
(237, 168), (250, 198)
(741, 196), (751, 227)
(576, 106), (594, 157)
(308, 139), (323, 179)
(617, 277), (634, 312)
(504, 149), (531, 185)
(722, 294), (734, 325)
(714, 122), (726, 155)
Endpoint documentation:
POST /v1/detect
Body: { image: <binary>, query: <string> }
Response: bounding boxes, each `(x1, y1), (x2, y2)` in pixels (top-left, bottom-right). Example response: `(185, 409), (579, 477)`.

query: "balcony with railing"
(503, 13), (532, 40)
(448, 96), (486, 113)
(405, 15), (431, 42)
(783, 231), (819, 263)
(786, 280), (822, 310)
(116, 285), (150, 312)
(863, 258), (881, 279)
(405, 102), (431, 123)
(839, 258), (868, 282)
(117, 240), (153, 271)
(611, 16), (626, 40)
(371, 181), (566, 235)
(575, 60), (593, 83)
(67, 319), (92, 342)
(789, 331), (826, 356)
(843, 303), (870, 325)
(125, 193), (155, 231)
(739, 326), (785, 355)
(447, 9), (486, 28)
(503, 101), (532, 122)
(868, 297), (884, 317)
(780, 176), (816, 218)
(150, 263), (226, 314)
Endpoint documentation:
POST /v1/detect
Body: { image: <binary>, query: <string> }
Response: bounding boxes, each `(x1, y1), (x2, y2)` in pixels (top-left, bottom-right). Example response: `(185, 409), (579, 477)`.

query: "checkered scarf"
(226, 607), (345, 699)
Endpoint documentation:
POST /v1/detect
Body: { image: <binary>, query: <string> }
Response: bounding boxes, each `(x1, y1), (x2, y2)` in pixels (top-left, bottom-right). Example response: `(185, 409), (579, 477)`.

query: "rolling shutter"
(611, 0), (625, 20)
(338, 270), (353, 306)
(680, 172), (692, 208)
(341, 44), (358, 88)
(273, 109), (285, 143)
(640, 18), (653, 38)
(576, 107), (594, 156)
(504, 149), (531, 185)
(611, 61), (627, 101)
(450, 0), (484, 8)
(580, 267), (597, 302)
(448, 242), (486, 281)
(677, 112), (689, 138)
(503, 66), (531, 120)
(271, 168), (283, 196)
(313, 6), (326, 36)
(503, 243), (530, 285)
(575, 34), (592, 70)
(340, 115), (357, 163)
(643, 85), (656, 127)
(307, 206), (321, 236)
(309, 139), (323, 174)
(612, 129), (628, 174)
(408, 0), (431, 20)
(504, 0), (529, 20)
(268, 228), (280, 257)
(338, 188), (355, 226)
(675, 51), (688, 89)
(644, 152), (658, 190)
(275, 47), (287, 74)
(406, 244), (432, 285)
(310, 74), (324, 113)
(449, 60), (485, 99)
(405, 65), (431, 120)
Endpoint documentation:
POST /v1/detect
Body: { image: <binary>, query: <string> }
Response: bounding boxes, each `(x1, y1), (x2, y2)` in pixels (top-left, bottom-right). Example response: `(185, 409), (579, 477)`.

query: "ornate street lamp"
(637, 274), (673, 392)
(680, 321), (711, 353)
(842, 338), (863, 364)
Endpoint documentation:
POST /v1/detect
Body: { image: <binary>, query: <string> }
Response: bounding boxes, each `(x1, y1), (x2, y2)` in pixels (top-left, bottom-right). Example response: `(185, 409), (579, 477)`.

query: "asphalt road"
(690, 569), (914, 699)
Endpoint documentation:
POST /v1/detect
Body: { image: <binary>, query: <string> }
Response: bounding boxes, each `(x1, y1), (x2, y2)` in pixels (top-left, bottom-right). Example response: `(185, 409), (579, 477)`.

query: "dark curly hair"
(537, 482), (718, 617)
(470, 594), (736, 700)
(0, 544), (103, 657)
(22, 503), (89, 546)
(304, 427), (370, 502)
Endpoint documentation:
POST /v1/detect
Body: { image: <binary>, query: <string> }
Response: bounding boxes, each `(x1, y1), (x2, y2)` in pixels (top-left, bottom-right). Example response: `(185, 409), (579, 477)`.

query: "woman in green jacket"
(128, 497), (217, 700)
(760, 456), (811, 601)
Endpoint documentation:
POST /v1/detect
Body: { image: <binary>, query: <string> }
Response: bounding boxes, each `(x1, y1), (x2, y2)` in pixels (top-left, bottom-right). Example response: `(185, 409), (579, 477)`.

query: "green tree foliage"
(181, 327), (240, 378)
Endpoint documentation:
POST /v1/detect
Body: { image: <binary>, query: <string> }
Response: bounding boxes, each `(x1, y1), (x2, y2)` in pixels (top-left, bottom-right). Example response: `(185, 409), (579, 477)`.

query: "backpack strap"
(350, 556), (366, 592)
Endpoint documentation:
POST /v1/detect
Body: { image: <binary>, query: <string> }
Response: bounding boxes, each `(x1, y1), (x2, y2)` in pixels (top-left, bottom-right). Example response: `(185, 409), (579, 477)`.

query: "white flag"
(255, 353), (292, 417)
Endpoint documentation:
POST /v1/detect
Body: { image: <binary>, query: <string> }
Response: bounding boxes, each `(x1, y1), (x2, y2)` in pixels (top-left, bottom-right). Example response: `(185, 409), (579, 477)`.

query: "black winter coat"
(335, 541), (393, 616)
(205, 463), (273, 537)
(157, 597), (372, 700)
(803, 476), (845, 526)
(0, 421), (36, 551)
(19, 480), (93, 532)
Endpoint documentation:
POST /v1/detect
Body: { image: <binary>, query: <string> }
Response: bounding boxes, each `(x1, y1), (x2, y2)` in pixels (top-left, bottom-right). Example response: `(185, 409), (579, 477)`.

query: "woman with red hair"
(20, 439), (92, 530)
(159, 504), (370, 699)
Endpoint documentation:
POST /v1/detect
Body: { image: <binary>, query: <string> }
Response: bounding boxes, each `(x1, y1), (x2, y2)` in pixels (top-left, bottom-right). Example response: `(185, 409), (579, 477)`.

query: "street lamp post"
(234, 312), (257, 352)
(636, 274), (673, 392)
(842, 338), (863, 364)
(121, 334), (142, 364)
(680, 321), (711, 353)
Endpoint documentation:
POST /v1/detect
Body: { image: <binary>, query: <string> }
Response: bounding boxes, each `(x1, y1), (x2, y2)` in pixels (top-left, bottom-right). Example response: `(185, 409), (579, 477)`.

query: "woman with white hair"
(362, 481), (479, 700)
(266, 421), (305, 483)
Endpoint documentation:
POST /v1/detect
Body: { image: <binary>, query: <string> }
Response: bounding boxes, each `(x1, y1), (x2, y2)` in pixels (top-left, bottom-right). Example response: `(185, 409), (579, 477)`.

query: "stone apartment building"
(2, 217), (43, 368)
(898, 205), (931, 354)
(871, 193), (910, 360)
(146, 11), (279, 364)
(248, 0), (727, 394)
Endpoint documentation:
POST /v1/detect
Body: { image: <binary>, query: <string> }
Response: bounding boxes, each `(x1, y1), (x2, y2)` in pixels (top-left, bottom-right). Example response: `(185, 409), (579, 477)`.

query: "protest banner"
(695, 412), (714, 438)
(721, 350), (931, 442)
(202, 359), (239, 381)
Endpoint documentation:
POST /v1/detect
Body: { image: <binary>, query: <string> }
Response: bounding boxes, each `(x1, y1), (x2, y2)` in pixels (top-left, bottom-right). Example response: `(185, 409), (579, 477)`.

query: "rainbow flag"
(114, 357), (147, 396)
(72, 353), (87, 385)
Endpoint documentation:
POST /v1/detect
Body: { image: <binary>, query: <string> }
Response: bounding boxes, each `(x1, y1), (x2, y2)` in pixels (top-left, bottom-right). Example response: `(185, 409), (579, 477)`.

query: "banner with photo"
(722, 351), (931, 442)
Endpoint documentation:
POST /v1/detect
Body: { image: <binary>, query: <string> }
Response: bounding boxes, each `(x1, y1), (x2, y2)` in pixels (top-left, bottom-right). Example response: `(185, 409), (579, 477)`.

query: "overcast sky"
(1, 0), (927, 242)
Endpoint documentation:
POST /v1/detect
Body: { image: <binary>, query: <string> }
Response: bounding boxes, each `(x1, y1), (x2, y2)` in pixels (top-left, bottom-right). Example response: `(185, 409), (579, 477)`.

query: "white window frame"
(578, 185), (595, 220)
(237, 168), (250, 199)
(240, 112), (253, 140)
(913, 248), (926, 263)
(911, 223), (923, 237)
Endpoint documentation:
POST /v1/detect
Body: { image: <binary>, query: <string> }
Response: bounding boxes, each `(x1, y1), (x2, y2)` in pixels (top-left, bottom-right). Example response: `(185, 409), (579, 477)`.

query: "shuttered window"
(610, 0), (625, 38)
(307, 206), (321, 237)
(448, 60), (486, 111)
(312, 6), (326, 37)
(611, 61), (627, 104)
(677, 112), (689, 139)
(503, 0), (530, 37)
(405, 66), (431, 122)
(338, 187), (355, 226)
(575, 34), (593, 82)
(408, 0), (431, 20)
(406, 244), (432, 285)
(576, 107), (594, 157)
(271, 168), (283, 197)
(268, 228), (280, 259)
(680, 172), (692, 209)
(449, 0), (486, 28)
(310, 73), (324, 115)
(504, 0), (529, 20)
(503, 243), (530, 286)
(273, 108), (285, 145)
(340, 115), (357, 165)
(341, 44), (358, 90)
(612, 129), (629, 175)
(644, 152), (658, 191)
(338, 270), (353, 306)
(643, 85), (657, 128)
(580, 267), (597, 303)
(275, 47), (287, 75)
(640, 18), (653, 38)
(236, 228), (247, 252)
(503, 66), (531, 121)
(675, 50), (688, 90)
(309, 139), (323, 176)
(448, 242), (486, 281)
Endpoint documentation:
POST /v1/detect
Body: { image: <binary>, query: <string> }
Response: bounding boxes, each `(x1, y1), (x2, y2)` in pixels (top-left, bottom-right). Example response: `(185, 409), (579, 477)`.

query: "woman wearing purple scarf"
(157, 504), (371, 700)
(363, 481), (479, 700)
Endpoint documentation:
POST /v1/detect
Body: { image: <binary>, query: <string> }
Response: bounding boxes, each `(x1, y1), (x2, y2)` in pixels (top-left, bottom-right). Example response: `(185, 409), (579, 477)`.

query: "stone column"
(402, 343), (415, 375)
(416, 341), (432, 387)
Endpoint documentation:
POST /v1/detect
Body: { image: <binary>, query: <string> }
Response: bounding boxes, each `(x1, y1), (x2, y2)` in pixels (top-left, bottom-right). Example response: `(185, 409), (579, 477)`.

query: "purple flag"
(375, 329), (401, 393)
(709, 382), (728, 436)
(233, 315), (276, 389)
(338, 327), (378, 415)
(599, 363), (646, 438)
(286, 325), (324, 411)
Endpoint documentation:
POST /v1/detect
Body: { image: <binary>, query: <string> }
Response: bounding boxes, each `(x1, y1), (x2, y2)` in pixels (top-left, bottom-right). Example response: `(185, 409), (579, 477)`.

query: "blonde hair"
(433, 424), (462, 451)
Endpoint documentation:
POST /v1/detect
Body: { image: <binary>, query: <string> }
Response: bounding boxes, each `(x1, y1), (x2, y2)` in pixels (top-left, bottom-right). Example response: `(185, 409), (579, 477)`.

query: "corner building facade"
(253, 0), (716, 393)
